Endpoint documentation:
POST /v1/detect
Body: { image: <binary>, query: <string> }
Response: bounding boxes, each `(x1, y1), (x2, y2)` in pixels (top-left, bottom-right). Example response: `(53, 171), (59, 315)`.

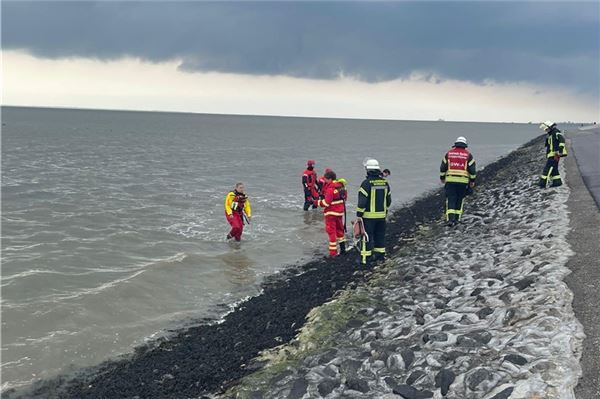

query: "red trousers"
(325, 215), (345, 256)
(226, 212), (244, 241)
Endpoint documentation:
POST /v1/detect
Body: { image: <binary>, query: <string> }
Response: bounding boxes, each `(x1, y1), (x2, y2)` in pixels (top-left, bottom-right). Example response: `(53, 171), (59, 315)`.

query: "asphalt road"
(564, 135), (600, 399)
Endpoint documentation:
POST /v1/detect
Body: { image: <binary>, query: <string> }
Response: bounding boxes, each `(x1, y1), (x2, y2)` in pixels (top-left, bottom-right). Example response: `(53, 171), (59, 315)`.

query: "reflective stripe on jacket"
(440, 146), (477, 184)
(318, 180), (346, 216)
(356, 173), (391, 219)
(545, 129), (568, 158)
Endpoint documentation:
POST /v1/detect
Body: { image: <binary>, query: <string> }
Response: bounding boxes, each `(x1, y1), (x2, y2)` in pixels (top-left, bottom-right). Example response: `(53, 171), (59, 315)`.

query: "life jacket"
(230, 191), (247, 214)
(445, 147), (470, 183)
(303, 168), (317, 189)
(318, 180), (346, 216)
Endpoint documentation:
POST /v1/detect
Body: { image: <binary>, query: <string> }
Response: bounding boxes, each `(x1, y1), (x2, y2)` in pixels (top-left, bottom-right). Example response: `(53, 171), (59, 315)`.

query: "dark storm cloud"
(2, 1), (599, 95)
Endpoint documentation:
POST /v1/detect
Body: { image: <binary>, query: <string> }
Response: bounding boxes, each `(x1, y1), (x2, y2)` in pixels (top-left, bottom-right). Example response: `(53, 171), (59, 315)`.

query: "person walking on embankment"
(440, 136), (477, 226)
(538, 121), (567, 188)
(356, 159), (391, 265)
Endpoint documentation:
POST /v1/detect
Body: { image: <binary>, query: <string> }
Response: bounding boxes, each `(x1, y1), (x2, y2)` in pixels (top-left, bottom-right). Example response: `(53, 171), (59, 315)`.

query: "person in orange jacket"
(224, 182), (251, 241)
(302, 160), (319, 211)
(316, 170), (347, 257)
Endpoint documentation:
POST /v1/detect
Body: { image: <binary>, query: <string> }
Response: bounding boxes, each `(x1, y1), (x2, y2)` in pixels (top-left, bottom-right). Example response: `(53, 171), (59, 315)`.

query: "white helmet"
(455, 136), (468, 146)
(364, 158), (380, 170)
(539, 121), (555, 130)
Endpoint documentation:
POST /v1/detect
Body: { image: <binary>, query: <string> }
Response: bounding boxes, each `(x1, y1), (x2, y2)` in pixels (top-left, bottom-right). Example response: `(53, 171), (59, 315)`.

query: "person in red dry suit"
(302, 160), (319, 211)
(224, 182), (252, 241)
(316, 170), (348, 257)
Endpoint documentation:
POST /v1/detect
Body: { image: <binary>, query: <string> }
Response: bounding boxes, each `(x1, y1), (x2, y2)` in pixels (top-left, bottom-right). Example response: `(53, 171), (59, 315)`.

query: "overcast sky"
(2, 1), (599, 122)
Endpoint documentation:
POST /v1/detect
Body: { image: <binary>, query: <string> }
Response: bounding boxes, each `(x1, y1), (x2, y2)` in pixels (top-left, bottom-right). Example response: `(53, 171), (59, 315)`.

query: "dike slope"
(9, 136), (560, 399)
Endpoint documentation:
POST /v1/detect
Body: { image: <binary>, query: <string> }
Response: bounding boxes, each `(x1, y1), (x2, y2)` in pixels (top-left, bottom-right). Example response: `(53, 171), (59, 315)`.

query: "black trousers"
(303, 189), (317, 211)
(445, 182), (468, 222)
(539, 158), (562, 188)
(361, 218), (386, 264)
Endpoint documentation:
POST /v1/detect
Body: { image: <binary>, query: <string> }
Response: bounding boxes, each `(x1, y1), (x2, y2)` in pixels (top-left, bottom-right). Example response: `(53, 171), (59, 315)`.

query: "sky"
(2, 1), (599, 122)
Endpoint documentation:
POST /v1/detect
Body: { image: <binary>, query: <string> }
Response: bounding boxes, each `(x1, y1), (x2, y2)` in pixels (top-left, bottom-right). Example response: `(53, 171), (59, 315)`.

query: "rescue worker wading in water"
(538, 121), (567, 188)
(317, 168), (333, 200)
(224, 182), (252, 242)
(316, 171), (347, 256)
(440, 136), (477, 227)
(302, 160), (319, 211)
(357, 159), (391, 265)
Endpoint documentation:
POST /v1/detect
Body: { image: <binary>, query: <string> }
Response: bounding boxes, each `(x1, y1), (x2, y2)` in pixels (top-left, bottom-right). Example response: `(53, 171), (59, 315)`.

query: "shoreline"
(8, 135), (566, 399)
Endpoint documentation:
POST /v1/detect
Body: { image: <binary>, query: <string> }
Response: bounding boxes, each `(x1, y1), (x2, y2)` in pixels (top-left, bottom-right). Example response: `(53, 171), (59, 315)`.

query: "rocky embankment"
(225, 138), (583, 399)
(10, 136), (582, 399)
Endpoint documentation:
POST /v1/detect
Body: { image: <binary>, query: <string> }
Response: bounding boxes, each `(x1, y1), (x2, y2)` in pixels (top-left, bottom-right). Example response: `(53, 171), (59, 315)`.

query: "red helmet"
(307, 160), (315, 167)
(324, 168), (333, 174)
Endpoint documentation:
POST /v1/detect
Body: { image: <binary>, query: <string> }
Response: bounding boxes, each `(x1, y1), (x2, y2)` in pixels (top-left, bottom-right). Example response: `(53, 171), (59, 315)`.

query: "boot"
(339, 242), (346, 253)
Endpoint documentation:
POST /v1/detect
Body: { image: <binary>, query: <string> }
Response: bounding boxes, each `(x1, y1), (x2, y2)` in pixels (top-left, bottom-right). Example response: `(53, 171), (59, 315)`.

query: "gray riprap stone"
(435, 368), (455, 396)
(323, 364), (338, 378)
(521, 248), (532, 256)
(441, 324), (455, 332)
(464, 330), (492, 344)
(476, 307), (494, 319)
(490, 387), (514, 399)
(288, 378), (308, 399)
(513, 276), (535, 290)
(346, 319), (363, 328)
(318, 379), (339, 397)
(470, 288), (484, 296)
(345, 377), (369, 393)
(446, 280), (459, 291)
(405, 370), (426, 385)
(319, 349), (338, 364)
(504, 354), (527, 366)
(467, 369), (491, 390)
(429, 332), (449, 342)
(339, 359), (362, 376)
(392, 384), (434, 399)
(249, 391), (264, 399)
(401, 349), (415, 369)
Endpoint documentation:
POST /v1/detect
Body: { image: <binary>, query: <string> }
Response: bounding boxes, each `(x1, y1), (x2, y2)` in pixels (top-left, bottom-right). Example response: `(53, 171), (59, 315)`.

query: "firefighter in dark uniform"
(539, 121), (567, 188)
(440, 136), (477, 226)
(357, 159), (391, 265)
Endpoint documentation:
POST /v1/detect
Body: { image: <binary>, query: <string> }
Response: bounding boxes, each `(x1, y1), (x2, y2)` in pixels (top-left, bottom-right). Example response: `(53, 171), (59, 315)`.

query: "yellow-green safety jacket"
(356, 172), (391, 219)
(545, 128), (567, 158)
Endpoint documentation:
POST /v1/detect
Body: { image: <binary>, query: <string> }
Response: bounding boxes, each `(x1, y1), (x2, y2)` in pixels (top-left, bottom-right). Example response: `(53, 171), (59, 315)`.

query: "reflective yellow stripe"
(470, 174), (477, 179)
(445, 175), (469, 184)
(373, 247), (386, 253)
(356, 207), (366, 213)
(468, 159), (475, 166)
(324, 211), (344, 216)
(337, 237), (346, 242)
(442, 158), (448, 164)
(331, 200), (344, 205)
(359, 187), (368, 196)
(320, 200), (329, 207)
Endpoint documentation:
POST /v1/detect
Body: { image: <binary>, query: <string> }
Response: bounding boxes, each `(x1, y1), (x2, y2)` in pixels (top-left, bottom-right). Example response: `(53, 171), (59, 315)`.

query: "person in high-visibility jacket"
(357, 159), (391, 264)
(440, 136), (477, 226)
(316, 171), (347, 257)
(538, 121), (567, 188)
(224, 182), (251, 241)
(302, 160), (319, 211)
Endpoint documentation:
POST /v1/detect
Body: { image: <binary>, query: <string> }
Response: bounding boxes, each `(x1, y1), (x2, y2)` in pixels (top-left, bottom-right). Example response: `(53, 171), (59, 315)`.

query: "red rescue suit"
(302, 168), (319, 210)
(317, 181), (346, 256)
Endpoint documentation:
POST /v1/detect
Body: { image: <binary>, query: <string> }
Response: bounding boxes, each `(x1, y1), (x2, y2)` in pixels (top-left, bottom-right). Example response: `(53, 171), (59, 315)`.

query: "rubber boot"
(339, 242), (346, 253)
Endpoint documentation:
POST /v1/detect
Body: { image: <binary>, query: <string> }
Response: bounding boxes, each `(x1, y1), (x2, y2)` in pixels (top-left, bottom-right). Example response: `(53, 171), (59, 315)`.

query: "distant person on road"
(440, 136), (477, 226)
(302, 160), (319, 210)
(357, 159), (391, 265)
(315, 170), (347, 257)
(538, 121), (567, 188)
(382, 169), (391, 178)
(225, 182), (251, 242)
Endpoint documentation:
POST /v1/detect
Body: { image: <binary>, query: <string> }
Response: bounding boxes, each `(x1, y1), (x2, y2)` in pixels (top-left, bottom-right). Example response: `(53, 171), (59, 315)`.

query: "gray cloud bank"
(2, 1), (599, 96)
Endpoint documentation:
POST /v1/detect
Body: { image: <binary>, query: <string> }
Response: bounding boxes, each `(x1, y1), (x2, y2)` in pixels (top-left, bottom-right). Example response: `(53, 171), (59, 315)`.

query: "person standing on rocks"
(538, 121), (567, 188)
(315, 170), (348, 257)
(440, 137), (477, 226)
(225, 182), (252, 241)
(357, 159), (391, 264)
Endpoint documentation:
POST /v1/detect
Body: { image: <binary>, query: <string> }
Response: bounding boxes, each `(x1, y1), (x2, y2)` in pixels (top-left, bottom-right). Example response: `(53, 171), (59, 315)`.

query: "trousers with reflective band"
(445, 182), (468, 222)
(539, 158), (562, 188)
(325, 215), (345, 256)
(361, 218), (386, 264)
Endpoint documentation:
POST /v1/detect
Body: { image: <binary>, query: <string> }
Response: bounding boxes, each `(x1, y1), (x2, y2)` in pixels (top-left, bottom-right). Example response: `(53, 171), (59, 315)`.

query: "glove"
(469, 181), (475, 188)
(313, 200), (319, 207)
(553, 154), (561, 162)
